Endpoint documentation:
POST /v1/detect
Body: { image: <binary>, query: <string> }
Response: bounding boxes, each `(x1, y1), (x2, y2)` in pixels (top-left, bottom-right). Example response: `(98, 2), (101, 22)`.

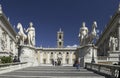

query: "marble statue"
(78, 22), (88, 45)
(109, 36), (118, 51)
(79, 21), (97, 45)
(17, 22), (35, 46)
(17, 23), (27, 45)
(25, 22), (35, 46)
(88, 21), (97, 43)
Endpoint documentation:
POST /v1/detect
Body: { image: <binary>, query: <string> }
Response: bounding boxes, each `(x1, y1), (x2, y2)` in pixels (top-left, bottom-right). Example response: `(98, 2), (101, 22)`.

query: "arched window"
(59, 35), (62, 39)
(51, 52), (53, 58)
(66, 52), (69, 57)
(59, 52), (61, 54)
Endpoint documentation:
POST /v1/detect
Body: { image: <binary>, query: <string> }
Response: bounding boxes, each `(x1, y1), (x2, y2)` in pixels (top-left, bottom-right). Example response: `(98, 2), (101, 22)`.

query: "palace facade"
(0, 5), (18, 57)
(36, 29), (76, 66)
(96, 4), (120, 64)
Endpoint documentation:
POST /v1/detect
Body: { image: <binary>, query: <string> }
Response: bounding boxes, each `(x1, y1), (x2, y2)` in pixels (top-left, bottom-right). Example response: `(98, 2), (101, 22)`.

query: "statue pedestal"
(78, 44), (98, 67)
(108, 51), (120, 64)
(18, 45), (38, 66)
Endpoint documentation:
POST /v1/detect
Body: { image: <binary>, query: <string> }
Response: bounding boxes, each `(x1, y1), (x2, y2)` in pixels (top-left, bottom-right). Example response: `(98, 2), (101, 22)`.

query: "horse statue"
(87, 21), (97, 44)
(17, 23), (27, 45)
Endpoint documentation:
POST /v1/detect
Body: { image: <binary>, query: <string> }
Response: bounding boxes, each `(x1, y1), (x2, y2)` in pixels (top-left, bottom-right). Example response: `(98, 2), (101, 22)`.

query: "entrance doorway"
(57, 58), (62, 65)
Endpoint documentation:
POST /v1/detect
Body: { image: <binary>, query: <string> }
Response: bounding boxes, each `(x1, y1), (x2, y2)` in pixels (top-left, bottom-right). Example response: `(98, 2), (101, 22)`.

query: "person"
(55, 61), (57, 66)
(25, 22), (35, 46)
(52, 59), (55, 66)
(76, 57), (80, 71)
(13, 56), (18, 62)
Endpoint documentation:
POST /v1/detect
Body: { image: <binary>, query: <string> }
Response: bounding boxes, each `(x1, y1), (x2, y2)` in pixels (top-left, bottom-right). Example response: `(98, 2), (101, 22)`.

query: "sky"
(0, 0), (119, 48)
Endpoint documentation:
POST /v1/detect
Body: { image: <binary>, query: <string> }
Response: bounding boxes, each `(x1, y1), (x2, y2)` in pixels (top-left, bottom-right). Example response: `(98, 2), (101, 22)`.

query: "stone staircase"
(0, 66), (105, 78)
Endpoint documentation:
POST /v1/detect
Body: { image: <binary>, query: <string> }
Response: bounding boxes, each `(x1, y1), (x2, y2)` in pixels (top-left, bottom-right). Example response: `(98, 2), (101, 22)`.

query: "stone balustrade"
(0, 62), (29, 74)
(85, 63), (120, 78)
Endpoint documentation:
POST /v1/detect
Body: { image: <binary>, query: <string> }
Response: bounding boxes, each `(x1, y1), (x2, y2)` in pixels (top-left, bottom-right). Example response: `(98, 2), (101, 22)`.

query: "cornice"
(0, 13), (17, 42)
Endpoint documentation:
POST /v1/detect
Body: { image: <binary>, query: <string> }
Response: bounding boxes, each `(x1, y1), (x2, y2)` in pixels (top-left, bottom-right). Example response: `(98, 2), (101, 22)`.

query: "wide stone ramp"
(0, 66), (105, 78)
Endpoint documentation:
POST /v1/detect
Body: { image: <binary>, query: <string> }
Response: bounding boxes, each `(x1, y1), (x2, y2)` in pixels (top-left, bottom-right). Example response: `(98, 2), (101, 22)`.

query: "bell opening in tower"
(59, 42), (61, 46)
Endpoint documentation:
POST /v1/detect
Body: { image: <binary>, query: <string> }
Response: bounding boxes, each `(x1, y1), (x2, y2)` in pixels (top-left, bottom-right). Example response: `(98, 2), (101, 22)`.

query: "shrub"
(0, 56), (13, 63)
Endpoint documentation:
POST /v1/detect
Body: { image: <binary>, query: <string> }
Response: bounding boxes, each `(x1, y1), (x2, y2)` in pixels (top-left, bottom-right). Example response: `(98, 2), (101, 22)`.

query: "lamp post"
(91, 44), (95, 63)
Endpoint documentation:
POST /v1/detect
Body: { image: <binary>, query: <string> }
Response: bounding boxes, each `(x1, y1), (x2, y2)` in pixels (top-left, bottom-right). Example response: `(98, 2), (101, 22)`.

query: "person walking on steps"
(76, 57), (81, 71)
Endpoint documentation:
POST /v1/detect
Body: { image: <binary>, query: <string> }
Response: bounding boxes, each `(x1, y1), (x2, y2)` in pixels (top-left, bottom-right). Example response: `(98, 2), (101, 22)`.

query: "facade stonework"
(0, 6), (17, 57)
(36, 48), (76, 66)
(96, 4), (120, 64)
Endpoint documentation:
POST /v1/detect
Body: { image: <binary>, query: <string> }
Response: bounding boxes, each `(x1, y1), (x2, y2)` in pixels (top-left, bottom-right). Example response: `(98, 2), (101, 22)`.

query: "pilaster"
(118, 19), (120, 51)
(0, 27), (2, 51)
(47, 52), (50, 64)
(40, 52), (43, 64)
(62, 52), (66, 64)
(69, 52), (73, 64)
(54, 52), (57, 62)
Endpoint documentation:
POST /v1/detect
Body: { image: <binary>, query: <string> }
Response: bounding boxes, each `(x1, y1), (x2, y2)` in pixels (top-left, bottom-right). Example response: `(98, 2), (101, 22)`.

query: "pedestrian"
(76, 57), (80, 71)
(52, 59), (54, 66)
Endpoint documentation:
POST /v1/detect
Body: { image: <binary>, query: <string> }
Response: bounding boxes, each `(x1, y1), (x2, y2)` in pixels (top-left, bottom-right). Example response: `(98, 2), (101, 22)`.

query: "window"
(66, 52), (69, 57)
(59, 52), (61, 54)
(51, 52), (53, 58)
(59, 42), (61, 46)
(59, 35), (62, 39)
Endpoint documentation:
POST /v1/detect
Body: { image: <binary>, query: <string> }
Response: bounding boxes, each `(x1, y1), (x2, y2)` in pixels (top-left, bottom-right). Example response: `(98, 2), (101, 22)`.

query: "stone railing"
(0, 62), (29, 74)
(85, 63), (120, 78)
(98, 56), (108, 61)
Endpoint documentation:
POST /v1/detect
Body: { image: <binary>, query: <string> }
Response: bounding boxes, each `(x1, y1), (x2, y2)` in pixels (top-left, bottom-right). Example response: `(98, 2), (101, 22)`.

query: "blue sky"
(0, 0), (119, 47)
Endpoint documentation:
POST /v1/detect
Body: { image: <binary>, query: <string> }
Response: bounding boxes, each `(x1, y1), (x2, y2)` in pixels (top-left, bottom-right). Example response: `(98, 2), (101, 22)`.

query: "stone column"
(40, 52), (43, 64)
(69, 52), (73, 64)
(47, 52), (50, 64)
(118, 20), (120, 51)
(62, 52), (66, 64)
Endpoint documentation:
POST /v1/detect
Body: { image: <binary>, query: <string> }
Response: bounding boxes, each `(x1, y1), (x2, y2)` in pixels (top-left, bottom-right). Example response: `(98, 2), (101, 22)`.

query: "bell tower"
(57, 28), (64, 48)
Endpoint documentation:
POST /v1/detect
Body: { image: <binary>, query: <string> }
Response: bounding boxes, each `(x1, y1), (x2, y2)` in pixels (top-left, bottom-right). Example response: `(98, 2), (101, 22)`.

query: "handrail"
(85, 63), (120, 78)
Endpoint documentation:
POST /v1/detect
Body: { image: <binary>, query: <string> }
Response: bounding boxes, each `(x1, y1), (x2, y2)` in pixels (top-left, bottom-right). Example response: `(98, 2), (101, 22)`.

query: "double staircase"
(0, 66), (105, 78)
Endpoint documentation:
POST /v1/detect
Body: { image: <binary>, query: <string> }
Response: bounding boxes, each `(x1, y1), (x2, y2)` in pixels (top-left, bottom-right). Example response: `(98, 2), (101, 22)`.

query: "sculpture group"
(16, 22), (35, 46)
(109, 36), (118, 51)
(78, 21), (97, 45)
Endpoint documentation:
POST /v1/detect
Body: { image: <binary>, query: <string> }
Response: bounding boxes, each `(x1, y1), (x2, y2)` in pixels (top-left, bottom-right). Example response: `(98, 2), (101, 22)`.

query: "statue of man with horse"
(16, 22), (35, 46)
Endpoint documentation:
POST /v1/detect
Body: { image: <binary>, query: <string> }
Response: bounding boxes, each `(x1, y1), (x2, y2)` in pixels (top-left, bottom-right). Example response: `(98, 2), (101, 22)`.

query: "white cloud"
(66, 44), (78, 48)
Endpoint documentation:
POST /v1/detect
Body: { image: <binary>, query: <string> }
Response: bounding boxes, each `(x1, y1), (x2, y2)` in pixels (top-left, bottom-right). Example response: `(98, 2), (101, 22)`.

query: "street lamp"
(91, 44), (95, 63)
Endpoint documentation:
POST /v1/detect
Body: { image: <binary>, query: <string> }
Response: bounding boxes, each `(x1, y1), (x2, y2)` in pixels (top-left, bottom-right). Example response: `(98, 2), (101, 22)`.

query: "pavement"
(0, 66), (105, 78)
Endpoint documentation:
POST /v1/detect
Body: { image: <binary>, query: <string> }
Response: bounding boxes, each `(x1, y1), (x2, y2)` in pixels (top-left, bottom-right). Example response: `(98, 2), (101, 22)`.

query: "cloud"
(66, 44), (78, 48)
